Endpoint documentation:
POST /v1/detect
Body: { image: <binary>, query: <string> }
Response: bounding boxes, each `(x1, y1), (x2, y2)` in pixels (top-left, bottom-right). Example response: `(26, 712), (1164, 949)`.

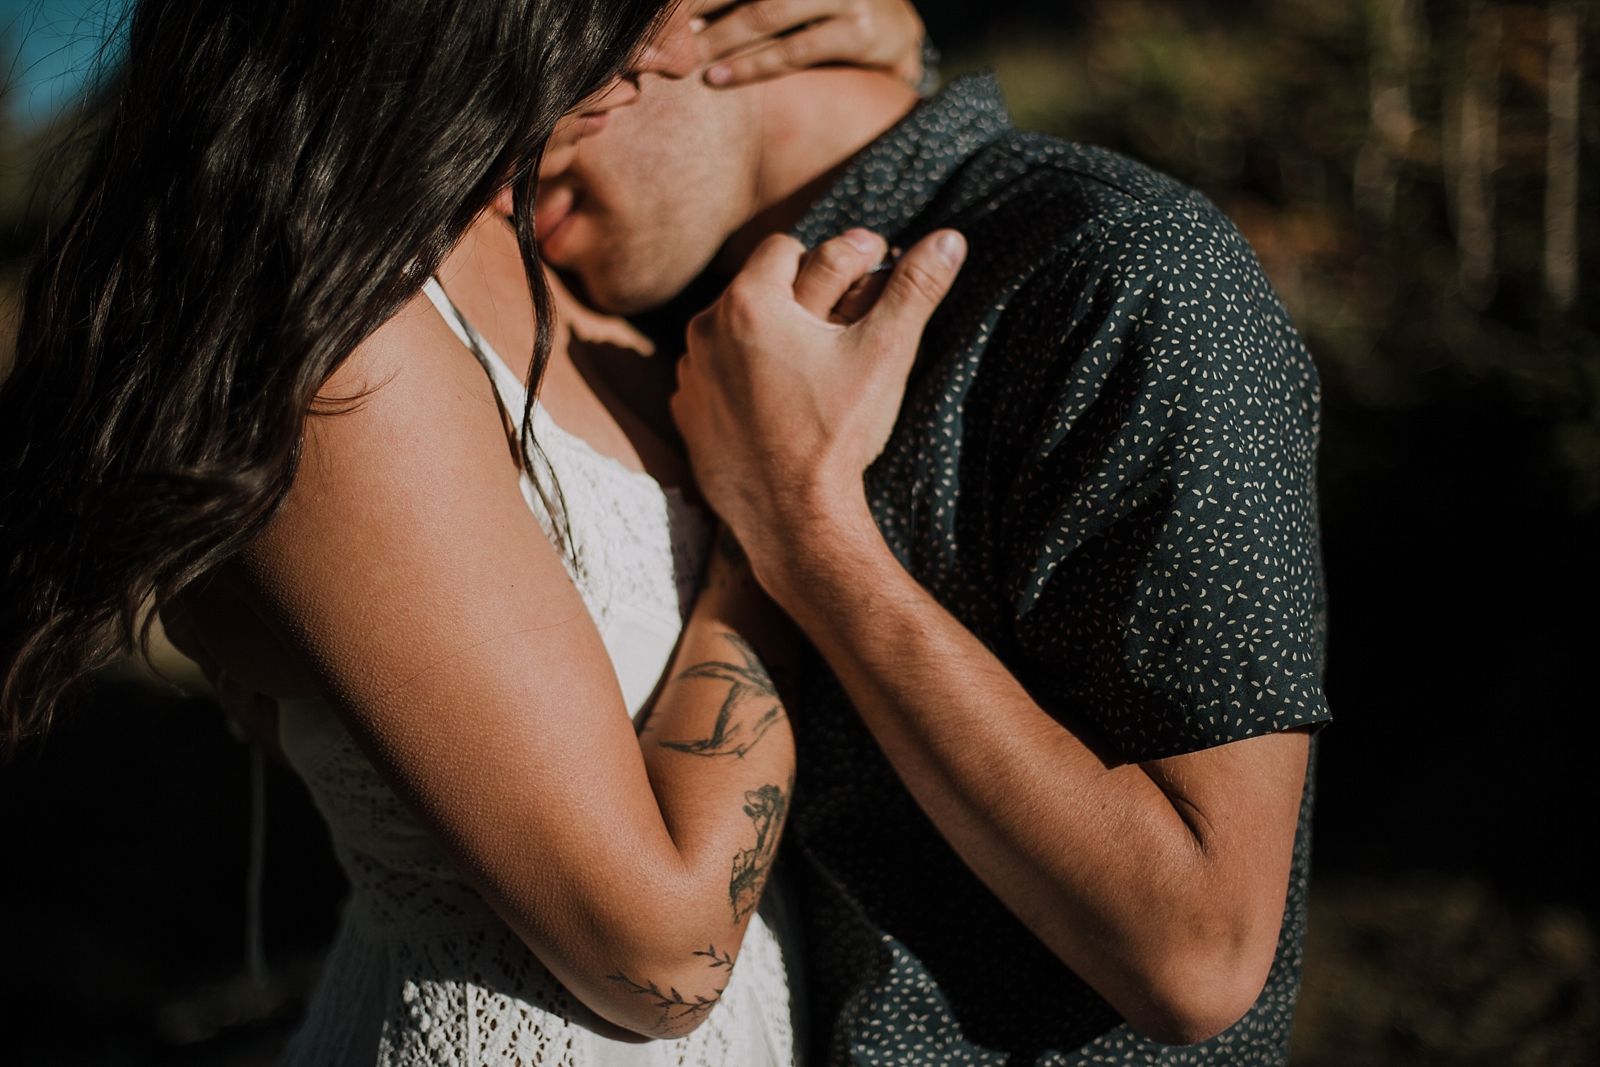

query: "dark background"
(908, 0), (1599, 923)
(3, 0), (1597, 1063)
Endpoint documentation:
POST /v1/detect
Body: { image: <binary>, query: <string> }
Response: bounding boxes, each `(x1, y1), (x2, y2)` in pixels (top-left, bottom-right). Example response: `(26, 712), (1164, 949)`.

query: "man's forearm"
(750, 495), (1305, 1044)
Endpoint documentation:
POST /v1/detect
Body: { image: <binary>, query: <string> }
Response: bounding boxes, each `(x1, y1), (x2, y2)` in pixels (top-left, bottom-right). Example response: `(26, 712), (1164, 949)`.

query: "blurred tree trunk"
(1356, 0), (1425, 226)
(1545, 2), (1582, 309)
(1452, 1), (1501, 308)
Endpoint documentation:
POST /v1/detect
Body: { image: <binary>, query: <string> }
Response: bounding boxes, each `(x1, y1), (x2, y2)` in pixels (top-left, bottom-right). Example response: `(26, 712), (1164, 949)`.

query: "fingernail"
(935, 231), (966, 266)
(843, 229), (879, 254)
(706, 64), (731, 85)
(688, 17), (707, 33)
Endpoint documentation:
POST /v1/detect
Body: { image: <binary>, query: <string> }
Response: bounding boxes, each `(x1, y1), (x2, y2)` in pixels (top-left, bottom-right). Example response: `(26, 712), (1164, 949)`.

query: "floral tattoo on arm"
(659, 634), (786, 759)
(729, 775), (791, 922)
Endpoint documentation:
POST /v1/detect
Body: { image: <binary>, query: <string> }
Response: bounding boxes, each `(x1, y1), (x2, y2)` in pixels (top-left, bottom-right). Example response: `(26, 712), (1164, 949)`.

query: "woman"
(0, 0), (931, 1063)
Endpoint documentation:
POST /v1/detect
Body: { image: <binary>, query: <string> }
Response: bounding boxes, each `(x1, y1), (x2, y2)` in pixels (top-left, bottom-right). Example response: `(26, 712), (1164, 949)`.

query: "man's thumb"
(865, 229), (966, 342)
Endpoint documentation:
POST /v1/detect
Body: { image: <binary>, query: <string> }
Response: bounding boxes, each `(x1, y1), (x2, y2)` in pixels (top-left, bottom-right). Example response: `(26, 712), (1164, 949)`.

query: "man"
(542, 29), (1330, 1066)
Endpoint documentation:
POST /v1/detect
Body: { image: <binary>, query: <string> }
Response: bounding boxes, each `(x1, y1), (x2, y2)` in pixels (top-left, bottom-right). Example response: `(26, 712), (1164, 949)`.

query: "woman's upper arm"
(239, 295), (688, 981)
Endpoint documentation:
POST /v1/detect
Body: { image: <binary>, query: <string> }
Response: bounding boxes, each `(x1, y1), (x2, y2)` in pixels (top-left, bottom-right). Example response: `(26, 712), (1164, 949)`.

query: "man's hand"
(671, 226), (965, 588)
(646, 0), (927, 90)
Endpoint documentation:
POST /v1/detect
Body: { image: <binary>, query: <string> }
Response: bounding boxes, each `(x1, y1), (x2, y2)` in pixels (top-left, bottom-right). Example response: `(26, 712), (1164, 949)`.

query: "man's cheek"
(539, 142), (580, 180)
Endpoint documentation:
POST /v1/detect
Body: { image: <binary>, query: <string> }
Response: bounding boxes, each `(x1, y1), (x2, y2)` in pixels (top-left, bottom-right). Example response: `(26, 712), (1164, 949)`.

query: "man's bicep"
(1139, 728), (1311, 868)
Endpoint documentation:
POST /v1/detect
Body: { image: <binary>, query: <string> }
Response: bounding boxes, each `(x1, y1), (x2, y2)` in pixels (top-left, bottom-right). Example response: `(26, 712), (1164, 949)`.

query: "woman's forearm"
(616, 529), (796, 1034)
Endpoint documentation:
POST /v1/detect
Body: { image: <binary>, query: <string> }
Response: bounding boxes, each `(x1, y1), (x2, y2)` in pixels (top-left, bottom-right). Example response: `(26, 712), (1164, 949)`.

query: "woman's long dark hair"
(0, 0), (671, 751)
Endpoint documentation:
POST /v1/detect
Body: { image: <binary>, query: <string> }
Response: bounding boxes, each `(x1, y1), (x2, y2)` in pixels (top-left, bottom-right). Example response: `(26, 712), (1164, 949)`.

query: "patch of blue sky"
(2, 0), (134, 128)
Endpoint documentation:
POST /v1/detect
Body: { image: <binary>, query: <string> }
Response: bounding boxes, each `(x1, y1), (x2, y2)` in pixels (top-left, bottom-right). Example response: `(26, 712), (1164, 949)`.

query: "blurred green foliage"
(946, 0), (1600, 510)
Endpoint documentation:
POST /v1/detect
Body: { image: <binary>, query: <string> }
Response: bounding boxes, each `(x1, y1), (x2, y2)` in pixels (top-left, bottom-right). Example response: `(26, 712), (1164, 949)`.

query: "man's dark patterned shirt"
(782, 73), (1332, 1067)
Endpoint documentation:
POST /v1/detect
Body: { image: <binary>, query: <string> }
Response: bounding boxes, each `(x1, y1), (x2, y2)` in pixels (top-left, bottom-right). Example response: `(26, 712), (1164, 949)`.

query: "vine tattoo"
(729, 777), (790, 922)
(694, 944), (734, 969)
(660, 634), (785, 759)
(608, 944), (735, 1032)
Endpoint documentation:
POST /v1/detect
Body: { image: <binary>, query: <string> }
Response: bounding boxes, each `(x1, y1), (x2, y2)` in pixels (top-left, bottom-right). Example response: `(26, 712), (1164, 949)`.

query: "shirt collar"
(790, 71), (1014, 249)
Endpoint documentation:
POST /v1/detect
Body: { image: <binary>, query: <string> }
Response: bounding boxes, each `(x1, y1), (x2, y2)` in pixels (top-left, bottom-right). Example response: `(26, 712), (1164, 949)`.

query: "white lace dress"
(275, 281), (796, 1067)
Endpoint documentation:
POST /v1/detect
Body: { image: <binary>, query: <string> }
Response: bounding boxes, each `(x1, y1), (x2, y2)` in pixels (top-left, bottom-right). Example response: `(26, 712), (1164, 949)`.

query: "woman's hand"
(670, 227), (965, 592)
(648, 0), (927, 90)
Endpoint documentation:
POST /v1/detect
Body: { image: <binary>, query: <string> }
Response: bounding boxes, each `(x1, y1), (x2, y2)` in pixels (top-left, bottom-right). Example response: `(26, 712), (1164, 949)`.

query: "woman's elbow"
(554, 916), (742, 1041)
(597, 956), (734, 1040)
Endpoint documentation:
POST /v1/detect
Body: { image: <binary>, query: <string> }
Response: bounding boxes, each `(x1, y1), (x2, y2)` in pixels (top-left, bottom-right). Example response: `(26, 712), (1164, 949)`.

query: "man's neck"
(715, 70), (920, 275)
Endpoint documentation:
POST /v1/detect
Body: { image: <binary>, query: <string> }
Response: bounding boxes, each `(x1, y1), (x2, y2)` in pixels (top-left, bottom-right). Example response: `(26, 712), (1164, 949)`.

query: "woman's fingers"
(649, 0), (838, 77)
(792, 229), (888, 318)
(649, 0), (925, 89)
(642, 0), (803, 78)
(692, 0), (839, 68)
(544, 266), (657, 355)
(738, 227), (943, 327)
(672, 226), (961, 556)
(703, 16), (868, 86)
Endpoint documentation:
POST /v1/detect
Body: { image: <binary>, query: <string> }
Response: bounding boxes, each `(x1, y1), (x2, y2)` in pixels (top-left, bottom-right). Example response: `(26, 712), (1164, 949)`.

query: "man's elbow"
(1121, 937), (1276, 1046)
(1128, 988), (1258, 1047)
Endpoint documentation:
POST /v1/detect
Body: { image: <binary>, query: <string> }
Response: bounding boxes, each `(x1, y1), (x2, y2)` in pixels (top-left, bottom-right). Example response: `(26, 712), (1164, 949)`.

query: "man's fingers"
(829, 266), (892, 325)
(860, 229), (966, 345)
(792, 229), (888, 317)
(738, 232), (811, 290)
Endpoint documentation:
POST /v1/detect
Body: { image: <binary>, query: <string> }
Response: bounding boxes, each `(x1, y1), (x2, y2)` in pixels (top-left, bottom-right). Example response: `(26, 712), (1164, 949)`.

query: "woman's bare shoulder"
(317, 290), (512, 445)
(234, 290), (594, 709)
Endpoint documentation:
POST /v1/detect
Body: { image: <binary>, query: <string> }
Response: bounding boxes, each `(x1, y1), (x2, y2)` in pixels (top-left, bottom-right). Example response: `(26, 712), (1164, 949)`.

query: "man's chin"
(544, 227), (718, 316)
(549, 262), (655, 318)
(536, 206), (582, 266)
(584, 280), (672, 318)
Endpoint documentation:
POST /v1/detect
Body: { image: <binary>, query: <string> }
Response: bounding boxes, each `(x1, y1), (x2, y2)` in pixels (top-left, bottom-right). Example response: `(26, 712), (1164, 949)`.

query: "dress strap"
(421, 277), (528, 462)
(422, 277), (505, 394)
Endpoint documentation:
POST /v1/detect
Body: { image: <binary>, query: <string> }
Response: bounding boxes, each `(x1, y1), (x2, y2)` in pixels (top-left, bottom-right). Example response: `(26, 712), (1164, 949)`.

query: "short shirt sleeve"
(1000, 195), (1330, 762)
